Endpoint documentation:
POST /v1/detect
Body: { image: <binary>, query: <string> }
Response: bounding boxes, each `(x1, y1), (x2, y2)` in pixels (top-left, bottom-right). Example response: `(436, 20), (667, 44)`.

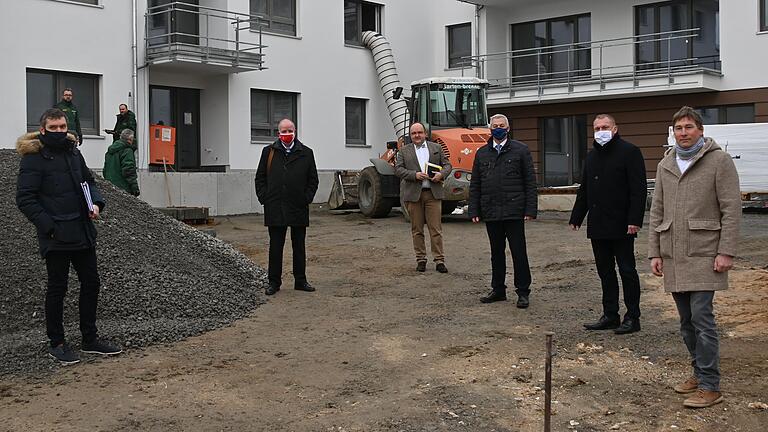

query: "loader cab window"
(428, 83), (487, 129)
(411, 85), (431, 134)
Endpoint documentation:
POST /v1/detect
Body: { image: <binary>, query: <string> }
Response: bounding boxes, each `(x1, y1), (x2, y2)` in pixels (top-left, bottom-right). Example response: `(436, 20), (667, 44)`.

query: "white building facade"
(1, 0), (478, 215)
(3, 0), (767, 214)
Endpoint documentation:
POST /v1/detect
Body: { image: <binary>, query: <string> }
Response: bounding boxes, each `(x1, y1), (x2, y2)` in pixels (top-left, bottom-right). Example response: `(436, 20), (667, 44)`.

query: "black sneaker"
(81, 339), (123, 356)
(49, 343), (81, 365)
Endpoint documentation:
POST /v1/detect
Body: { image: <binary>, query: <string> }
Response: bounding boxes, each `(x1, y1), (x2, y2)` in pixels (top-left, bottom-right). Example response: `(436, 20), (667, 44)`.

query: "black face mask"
(39, 131), (71, 151)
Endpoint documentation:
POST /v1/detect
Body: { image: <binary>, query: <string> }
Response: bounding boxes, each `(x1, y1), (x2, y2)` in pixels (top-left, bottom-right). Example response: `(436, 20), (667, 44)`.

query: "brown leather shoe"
(416, 261), (426, 272)
(683, 389), (723, 408)
(674, 377), (699, 394)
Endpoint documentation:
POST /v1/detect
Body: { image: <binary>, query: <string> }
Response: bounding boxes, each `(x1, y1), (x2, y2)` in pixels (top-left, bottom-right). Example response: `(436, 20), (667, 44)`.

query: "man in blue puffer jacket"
(469, 114), (538, 307)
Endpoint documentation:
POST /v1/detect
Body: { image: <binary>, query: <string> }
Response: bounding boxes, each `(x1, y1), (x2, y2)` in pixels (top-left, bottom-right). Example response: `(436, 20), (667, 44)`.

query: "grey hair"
(489, 114), (509, 126)
(120, 129), (135, 141)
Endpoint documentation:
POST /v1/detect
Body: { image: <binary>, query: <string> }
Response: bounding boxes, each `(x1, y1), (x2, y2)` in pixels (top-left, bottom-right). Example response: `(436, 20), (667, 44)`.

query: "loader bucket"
(328, 170), (361, 210)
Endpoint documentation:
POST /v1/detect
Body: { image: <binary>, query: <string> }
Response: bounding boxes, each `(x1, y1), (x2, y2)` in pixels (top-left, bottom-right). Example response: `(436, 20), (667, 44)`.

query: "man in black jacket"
(469, 114), (538, 307)
(254, 118), (319, 296)
(569, 114), (647, 335)
(16, 108), (122, 365)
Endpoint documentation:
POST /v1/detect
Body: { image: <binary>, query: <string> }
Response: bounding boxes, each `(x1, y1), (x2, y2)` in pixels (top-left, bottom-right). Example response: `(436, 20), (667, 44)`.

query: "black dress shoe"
(583, 315), (621, 330)
(416, 261), (426, 272)
(436, 263), (448, 273)
(480, 290), (507, 303)
(614, 317), (641, 335)
(295, 282), (316, 292)
(265, 285), (280, 296)
(516, 295), (529, 309)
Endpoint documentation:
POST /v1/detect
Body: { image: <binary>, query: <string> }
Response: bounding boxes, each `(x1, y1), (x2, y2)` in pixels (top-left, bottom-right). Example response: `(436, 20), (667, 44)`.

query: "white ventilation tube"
(362, 31), (409, 140)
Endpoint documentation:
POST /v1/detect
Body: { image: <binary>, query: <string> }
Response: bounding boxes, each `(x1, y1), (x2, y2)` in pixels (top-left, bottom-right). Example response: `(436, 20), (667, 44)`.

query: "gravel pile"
(0, 149), (267, 377)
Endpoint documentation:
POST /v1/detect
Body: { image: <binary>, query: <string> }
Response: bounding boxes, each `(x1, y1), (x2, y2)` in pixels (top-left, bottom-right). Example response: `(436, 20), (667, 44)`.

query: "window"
(26, 69), (99, 135)
(250, 0), (296, 36)
(344, 0), (382, 45)
(540, 116), (587, 186)
(250, 90), (298, 142)
(635, 0), (720, 71)
(447, 23), (472, 69)
(345, 98), (367, 146)
(510, 14), (591, 83)
(696, 105), (755, 124)
(762, 0), (768, 31)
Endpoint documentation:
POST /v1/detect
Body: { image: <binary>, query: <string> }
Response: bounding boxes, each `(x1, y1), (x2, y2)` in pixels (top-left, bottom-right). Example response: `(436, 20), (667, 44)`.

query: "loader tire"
(358, 166), (394, 218)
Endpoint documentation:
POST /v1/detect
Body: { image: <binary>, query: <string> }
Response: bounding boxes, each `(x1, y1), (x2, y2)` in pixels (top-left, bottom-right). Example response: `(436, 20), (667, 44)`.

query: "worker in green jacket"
(103, 129), (140, 196)
(54, 88), (82, 144)
(105, 104), (138, 147)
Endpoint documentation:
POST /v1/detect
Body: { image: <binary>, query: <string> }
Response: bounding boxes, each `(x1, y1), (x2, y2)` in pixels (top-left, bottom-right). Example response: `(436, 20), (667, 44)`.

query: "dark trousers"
(268, 225), (307, 288)
(590, 238), (641, 320)
(485, 220), (531, 295)
(672, 291), (720, 391)
(44, 248), (100, 347)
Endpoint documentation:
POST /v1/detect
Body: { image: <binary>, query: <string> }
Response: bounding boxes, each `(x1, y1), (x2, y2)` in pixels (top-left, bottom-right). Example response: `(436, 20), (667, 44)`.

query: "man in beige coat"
(395, 123), (452, 273)
(648, 106), (741, 409)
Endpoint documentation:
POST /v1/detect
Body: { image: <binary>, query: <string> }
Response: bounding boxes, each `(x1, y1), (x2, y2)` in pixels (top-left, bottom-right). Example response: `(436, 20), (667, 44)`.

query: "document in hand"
(81, 182), (95, 212)
(425, 162), (443, 178)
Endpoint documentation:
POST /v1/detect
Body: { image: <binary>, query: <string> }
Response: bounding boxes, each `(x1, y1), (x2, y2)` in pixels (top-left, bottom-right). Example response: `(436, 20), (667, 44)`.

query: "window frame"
(761, 0), (768, 32)
(509, 13), (592, 83)
(633, 0), (721, 71)
(447, 22), (472, 69)
(250, 89), (298, 143)
(695, 104), (755, 124)
(249, 0), (297, 37)
(26, 68), (100, 135)
(345, 97), (367, 147)
(344, 0), (382, 46)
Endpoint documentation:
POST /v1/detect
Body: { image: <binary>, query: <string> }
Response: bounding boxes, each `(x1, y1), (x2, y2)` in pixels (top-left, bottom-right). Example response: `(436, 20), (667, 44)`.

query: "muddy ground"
(1, 208), (767, 432)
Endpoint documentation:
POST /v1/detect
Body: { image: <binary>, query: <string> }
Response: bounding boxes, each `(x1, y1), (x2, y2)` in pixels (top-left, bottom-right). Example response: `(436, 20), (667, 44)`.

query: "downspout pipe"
(361, 31), (409, 140)
(132, 0), (146, 167)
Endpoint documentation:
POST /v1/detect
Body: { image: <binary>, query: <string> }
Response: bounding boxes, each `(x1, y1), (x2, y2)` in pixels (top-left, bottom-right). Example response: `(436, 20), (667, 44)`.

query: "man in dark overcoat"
(16, 108), (122, 365)
(570, 114), (647, 335)
(254, 118), (319, 296)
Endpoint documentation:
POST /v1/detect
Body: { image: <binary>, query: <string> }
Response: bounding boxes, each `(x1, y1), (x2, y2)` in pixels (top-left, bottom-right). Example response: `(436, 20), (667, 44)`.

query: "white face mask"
(594, 130), (613, 146)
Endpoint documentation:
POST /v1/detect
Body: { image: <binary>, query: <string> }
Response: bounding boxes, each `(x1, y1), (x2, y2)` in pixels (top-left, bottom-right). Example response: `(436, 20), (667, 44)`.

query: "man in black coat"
(569, 114), (647, 335)
(254, 118), (319, 296)
(469, 114), (538, 307)
(16, 108), (122, 365)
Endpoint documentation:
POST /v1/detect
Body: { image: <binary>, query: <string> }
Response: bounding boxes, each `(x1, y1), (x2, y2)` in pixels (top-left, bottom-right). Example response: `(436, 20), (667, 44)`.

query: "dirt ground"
(1, 207), (767, 432)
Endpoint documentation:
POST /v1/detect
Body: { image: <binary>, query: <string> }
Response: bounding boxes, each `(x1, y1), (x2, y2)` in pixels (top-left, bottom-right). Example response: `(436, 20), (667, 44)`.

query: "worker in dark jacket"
(54, 88), (82, 144)
(469, 114), (538, 307)
(254, 118), (319, 296)
(569, 114), (647, 335)
(105, 104), (138, 147)
(16, 108), (121, 365)
(103, 129), (140, 196)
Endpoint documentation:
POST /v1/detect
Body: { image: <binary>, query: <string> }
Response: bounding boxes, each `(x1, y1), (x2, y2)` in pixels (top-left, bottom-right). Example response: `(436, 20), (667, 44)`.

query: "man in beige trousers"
(649, 106), (741, 409)
(395, 123), (452, 273)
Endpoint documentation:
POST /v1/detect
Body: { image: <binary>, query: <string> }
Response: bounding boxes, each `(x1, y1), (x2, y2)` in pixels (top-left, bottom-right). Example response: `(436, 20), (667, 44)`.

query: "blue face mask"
(491, 127), (507, 140)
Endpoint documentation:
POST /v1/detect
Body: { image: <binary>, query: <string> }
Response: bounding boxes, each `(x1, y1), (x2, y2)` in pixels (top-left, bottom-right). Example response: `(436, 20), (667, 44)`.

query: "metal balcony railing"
(145, 1), (266, 71)
(461, 28), (721, 98)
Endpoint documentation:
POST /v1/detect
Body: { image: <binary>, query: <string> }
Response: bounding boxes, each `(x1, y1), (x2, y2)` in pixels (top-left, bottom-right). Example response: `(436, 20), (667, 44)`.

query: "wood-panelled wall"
(493, 88), (768, 180)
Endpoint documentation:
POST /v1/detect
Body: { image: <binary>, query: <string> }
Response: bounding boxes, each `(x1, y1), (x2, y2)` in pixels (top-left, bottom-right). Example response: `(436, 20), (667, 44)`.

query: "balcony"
(145, 2), (266, 74)
(463, 29), (722, 105)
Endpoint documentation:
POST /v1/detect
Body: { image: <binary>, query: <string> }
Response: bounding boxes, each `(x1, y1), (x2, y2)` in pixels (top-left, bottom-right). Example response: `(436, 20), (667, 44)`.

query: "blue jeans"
(672, 291), (720, 392)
